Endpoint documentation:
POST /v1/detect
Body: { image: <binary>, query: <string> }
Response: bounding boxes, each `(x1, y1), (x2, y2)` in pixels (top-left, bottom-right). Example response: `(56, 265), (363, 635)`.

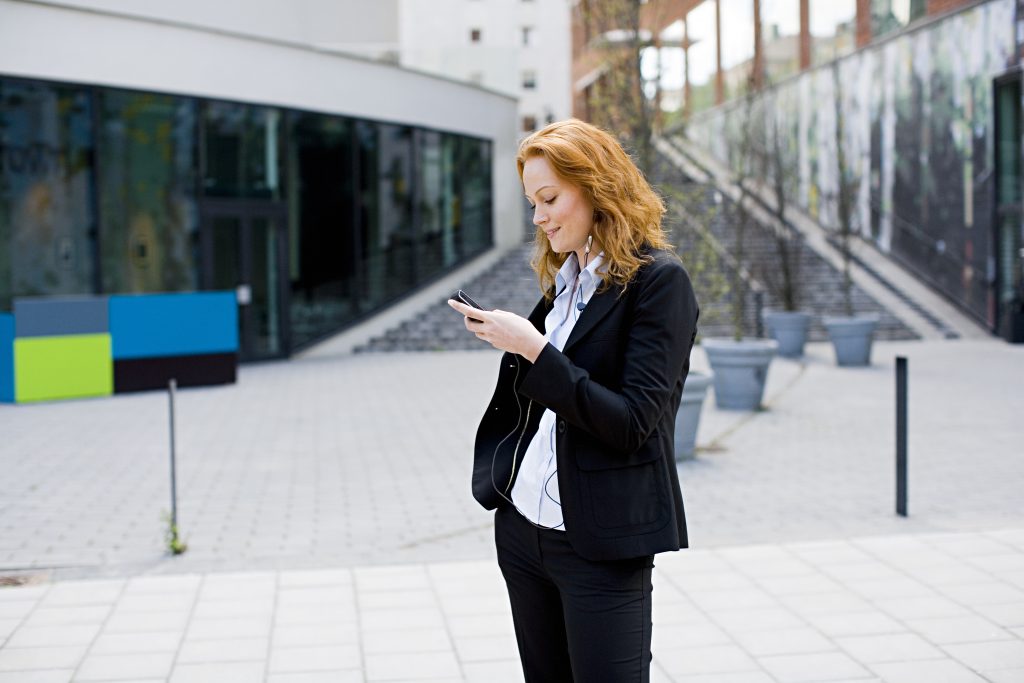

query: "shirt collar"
(554, 251), (605, 292)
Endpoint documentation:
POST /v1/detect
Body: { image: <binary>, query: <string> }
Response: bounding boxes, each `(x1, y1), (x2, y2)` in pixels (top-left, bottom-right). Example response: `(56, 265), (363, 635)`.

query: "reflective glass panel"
(98, 90), (198, 294)
(439, 132), (460, 266)
(287, 112), (358, 347)
(357, 121), (416, 304)
(0, 80), (96, 310)
(202, 102), (284, 200)
(250, 215), (281, 357)
(208, 214), (242, 292)
(458, 137), (492, 256)
(417, 130), (446, 281)
(996, 80), (1022, 309)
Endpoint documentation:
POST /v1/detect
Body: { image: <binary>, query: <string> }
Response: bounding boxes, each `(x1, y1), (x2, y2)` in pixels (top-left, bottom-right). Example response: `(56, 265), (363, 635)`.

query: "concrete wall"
(0, 0), (523, 248)
(19, 0), (401, 53)
(685, 0), (1016, 328)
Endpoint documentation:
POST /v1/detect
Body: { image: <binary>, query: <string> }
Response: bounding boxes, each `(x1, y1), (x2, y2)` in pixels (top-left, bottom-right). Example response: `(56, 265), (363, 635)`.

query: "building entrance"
(200, 201), (289, 360)
(994, 71), (1024, 343)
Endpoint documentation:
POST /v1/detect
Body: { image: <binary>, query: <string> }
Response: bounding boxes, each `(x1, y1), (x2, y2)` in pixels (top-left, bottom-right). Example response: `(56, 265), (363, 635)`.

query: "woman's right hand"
(448, 300), (548, 362)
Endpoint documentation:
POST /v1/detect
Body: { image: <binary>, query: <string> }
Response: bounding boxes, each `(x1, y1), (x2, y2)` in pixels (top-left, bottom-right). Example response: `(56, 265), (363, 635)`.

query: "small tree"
(762, 95), (803, 312)
(578, 0), (678, 171)
(579, 0), (651, 168)
(662, 183), (729, 337)
(725, 72), (766, 340)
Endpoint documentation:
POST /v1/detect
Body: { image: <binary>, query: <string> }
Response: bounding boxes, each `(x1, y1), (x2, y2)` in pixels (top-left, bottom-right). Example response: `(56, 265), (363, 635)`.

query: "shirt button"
(557, 420), (566, 434)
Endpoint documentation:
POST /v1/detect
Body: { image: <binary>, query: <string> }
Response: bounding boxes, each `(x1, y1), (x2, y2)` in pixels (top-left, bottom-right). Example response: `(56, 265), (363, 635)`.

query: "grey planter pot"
(823, 315), (878, 367)
(763, 310), (812, 358)
(674, 371), (712, 461)
(702, 338), (778, 411)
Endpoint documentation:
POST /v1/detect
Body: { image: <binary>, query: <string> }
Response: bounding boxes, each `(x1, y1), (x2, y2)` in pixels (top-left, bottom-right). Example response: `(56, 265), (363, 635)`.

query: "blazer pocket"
(581, 460), (668, 531)
(574, 439), (662, 471)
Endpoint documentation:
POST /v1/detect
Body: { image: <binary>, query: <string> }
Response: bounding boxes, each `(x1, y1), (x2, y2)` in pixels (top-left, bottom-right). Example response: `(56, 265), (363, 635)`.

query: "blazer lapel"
(562, 283), (622, 354)
(527, 288), (554, 333)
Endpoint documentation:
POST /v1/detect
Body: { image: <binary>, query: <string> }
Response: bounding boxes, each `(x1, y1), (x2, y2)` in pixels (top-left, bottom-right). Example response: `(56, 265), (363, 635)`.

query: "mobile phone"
(452, 289), (485, 323)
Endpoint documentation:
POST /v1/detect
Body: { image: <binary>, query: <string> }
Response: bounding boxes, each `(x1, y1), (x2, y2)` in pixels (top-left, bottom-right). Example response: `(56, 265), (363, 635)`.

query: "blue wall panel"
(109, 292), (238, 360)
(14, 297), (109, 337)
(0, 314), (13, 403)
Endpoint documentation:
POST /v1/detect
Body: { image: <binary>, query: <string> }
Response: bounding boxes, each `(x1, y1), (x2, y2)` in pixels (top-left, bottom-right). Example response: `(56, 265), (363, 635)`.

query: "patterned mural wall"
(686, 0), (1017, 326)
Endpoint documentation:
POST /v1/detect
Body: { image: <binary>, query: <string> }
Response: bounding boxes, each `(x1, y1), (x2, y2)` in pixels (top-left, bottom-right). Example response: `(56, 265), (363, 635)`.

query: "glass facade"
(995, 75), (1024, 341)
(0, 81), (97, 311)
(98, 90), (199, 294)
(202, 102), (285, 201)
(287, 112), (357, 347)
(0, 75), (494, 357)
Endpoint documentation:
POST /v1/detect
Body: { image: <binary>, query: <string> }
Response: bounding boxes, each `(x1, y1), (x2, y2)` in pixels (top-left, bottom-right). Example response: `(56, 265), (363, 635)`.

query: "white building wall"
(19, 0), (402, 55)
(0, 0), (522, 249)
(398, 0), (573, 132)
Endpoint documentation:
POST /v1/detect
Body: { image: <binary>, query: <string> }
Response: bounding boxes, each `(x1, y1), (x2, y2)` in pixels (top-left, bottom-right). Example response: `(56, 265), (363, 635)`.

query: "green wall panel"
(14, 334), (113, 402)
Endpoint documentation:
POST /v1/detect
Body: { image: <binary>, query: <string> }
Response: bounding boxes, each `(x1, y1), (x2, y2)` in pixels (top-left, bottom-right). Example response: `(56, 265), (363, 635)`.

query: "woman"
(448, 119), (699, 682)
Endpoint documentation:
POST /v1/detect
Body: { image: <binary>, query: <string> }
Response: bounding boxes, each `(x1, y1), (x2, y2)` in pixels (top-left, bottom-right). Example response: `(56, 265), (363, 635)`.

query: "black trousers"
(494, 505), (654, 683)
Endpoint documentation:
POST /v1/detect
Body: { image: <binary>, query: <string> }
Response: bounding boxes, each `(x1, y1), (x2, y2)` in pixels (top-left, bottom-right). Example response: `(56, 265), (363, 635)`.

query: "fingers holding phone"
(449, 289), (486, 324)
(447, 292), (546, 362)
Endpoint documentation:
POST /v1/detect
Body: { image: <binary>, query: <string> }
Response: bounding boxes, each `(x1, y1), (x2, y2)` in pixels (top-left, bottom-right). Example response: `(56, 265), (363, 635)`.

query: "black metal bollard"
(896, 357), (908, 517)
(754, 289), (764, 338)
(168, 379), (179, 533)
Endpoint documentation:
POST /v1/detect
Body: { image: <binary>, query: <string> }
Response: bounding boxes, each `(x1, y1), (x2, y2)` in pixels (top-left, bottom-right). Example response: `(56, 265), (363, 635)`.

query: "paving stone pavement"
(1, 337), (1023, 680)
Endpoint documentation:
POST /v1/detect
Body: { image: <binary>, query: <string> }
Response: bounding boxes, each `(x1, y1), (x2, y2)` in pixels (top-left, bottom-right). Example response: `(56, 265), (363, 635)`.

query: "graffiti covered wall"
(686, 0), (1017, 326)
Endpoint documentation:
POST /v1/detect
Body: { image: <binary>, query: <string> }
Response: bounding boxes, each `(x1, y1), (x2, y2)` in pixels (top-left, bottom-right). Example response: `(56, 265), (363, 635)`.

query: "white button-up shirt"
(511, 250), (605, 530)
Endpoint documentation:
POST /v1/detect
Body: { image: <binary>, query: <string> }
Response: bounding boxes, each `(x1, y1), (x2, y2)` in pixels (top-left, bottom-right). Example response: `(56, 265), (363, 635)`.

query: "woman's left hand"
(448, 300), (548, 363)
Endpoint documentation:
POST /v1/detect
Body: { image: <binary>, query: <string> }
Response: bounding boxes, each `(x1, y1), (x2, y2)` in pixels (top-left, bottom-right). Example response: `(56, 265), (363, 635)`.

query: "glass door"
(201, 201), (289, 360)
(994, 73), (1024, 343)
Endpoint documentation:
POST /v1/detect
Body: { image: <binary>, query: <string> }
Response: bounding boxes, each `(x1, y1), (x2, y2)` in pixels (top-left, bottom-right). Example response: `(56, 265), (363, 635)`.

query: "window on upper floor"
(522, 26), (533, 46)
(522, 70), (537, 90)
(470, 28), (482, 43)
(523, 115), (537, 131)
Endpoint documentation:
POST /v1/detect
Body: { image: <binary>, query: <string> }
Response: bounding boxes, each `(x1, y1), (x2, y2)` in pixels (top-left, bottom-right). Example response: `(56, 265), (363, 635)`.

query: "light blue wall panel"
(109, 292), (238, 360)
(14, 297), (109, 337)
(0, 314), (13, 403)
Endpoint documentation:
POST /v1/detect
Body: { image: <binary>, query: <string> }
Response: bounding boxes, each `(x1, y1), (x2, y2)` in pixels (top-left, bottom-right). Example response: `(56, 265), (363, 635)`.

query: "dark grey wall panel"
(113, 352), (237, 393)
(14, 297), (109, 337)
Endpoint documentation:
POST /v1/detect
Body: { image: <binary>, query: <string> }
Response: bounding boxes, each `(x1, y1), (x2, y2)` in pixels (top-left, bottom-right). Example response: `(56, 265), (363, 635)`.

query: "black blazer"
(472, 248), (699, 561)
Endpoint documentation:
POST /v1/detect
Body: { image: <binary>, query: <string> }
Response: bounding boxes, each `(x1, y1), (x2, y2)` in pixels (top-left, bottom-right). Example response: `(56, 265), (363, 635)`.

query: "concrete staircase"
(357, 135), (923, 352)
(355, 243), (539, 352)
(650, 140), (918, 342)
